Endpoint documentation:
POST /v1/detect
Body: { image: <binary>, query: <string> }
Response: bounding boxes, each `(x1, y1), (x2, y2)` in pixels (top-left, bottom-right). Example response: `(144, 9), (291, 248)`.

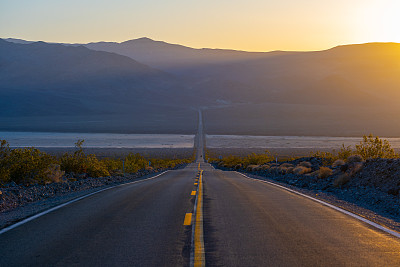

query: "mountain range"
(1, 37), (400, 136)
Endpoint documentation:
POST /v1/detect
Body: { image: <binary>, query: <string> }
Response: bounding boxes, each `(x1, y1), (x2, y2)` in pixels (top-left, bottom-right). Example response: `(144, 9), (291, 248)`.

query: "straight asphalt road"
(1, 110), (400, 266)
(0, 166), (198, 266)
(201, 163), (400, 266)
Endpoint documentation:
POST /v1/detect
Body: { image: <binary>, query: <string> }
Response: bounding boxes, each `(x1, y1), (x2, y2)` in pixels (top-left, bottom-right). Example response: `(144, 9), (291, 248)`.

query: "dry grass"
(318, 167), (333, 179)
(293, 166), (312, 175)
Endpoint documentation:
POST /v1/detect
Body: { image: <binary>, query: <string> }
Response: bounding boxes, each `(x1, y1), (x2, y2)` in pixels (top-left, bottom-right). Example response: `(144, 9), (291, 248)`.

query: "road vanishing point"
(1, 110), (400, 266)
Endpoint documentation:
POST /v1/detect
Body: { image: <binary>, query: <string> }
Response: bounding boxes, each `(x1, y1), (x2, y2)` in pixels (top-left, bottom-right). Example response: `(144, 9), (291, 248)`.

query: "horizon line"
(2, 36), (400, 53)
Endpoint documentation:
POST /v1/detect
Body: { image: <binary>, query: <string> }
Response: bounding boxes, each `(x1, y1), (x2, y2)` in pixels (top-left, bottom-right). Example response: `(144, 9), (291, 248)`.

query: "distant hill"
(81, 38), (400, 106)
(2, 38), (400, 136)
(82, 37), (290, 76)
(0, 39), (199, 133)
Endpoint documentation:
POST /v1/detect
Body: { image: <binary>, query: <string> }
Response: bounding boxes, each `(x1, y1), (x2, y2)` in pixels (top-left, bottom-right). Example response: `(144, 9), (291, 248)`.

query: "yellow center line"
(183, 213), (192, 226)
(191, 191), (196, 196)
(194, 169), (205, 267)
(194, 183), (198, 185)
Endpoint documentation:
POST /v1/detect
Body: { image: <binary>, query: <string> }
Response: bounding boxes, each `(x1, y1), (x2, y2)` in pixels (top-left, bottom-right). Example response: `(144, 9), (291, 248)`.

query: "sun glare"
(357, 0), (400, 43)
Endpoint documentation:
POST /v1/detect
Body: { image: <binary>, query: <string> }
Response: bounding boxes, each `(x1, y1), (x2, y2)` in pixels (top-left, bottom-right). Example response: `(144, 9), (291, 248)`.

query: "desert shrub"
(246, 165), (259, 172)
(45, 164), (65, 183)
(332, 159), (345, 168)
(346, 154), (363, 164)
(311, 151), (337, 165)
(6, 147), (56, 184)
(293, 166), (311, 175)
(102, 158), (123, 174)
(318, 167), (333, 179)
(260, 164), (271, 171)
(212, 151), (274, 170)
(124, 153), (148, 173)
(279, 163), (294, 169)
(298, 161), (312, 168)
(245, 151), (274, 166)
(278, 163), (294, 174)
(355, 134), (398, 159)
(333, 173), (351, 187)
(60, 140), (109, 177)
(337, 144), (353, 160)
(0, 140), (11, 183)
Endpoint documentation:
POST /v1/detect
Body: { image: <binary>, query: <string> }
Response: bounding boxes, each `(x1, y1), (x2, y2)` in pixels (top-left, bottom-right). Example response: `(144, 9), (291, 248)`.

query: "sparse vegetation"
(355, 134), (398, 159)
(0, 139), (192, 186)
(346, 154), (363, 164)
(298, 161), (312, 168)
(293, 166), (312, 175)
(332, 159), (345, 168)
(208, 151), (274, 170)
(311, 134), (398, 164)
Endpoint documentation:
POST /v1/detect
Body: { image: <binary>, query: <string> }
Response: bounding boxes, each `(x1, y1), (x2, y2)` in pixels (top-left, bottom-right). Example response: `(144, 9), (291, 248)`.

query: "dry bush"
(260, 164), (271, 171)
(45, 164), (65, 183)
(355, 134), (398, 159)
(332, 159), (345, 168)
(299, 161), (312, 168)
(318, 167), (333, 179)
(346, 154), (363, 164)
(279, 163), (294, 169)
(293, 166), (312, 175)
(278, 163), (294, 174)
(333, 173), (351, 187)
(246, 165), (259, 172)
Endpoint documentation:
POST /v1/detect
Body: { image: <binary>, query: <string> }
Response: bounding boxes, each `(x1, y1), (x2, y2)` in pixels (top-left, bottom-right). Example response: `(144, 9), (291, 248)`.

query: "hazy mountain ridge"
(82, 37), (291, 77)
(0, 39), (193, 112)
(2, 37), (400, 135)
(78, 38), (400, 106)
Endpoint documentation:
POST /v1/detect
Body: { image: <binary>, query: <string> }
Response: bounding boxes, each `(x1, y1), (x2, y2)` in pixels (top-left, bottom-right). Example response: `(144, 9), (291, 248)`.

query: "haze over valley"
(2, 37), (400, 136)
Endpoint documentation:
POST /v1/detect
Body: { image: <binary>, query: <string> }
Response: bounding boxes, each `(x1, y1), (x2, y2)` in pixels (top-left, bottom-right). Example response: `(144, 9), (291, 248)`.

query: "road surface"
(1, 110), (400, 266)
(201, 164), (400, 266)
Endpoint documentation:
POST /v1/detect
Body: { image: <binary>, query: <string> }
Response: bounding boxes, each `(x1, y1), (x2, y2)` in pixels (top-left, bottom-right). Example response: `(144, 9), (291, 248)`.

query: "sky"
(1, 0), (399, 52)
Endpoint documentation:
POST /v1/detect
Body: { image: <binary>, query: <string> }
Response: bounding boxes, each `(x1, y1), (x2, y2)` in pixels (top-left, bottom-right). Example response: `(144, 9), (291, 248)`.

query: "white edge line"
(234, 171), (400, 239)
(0, 171), (169, 235)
